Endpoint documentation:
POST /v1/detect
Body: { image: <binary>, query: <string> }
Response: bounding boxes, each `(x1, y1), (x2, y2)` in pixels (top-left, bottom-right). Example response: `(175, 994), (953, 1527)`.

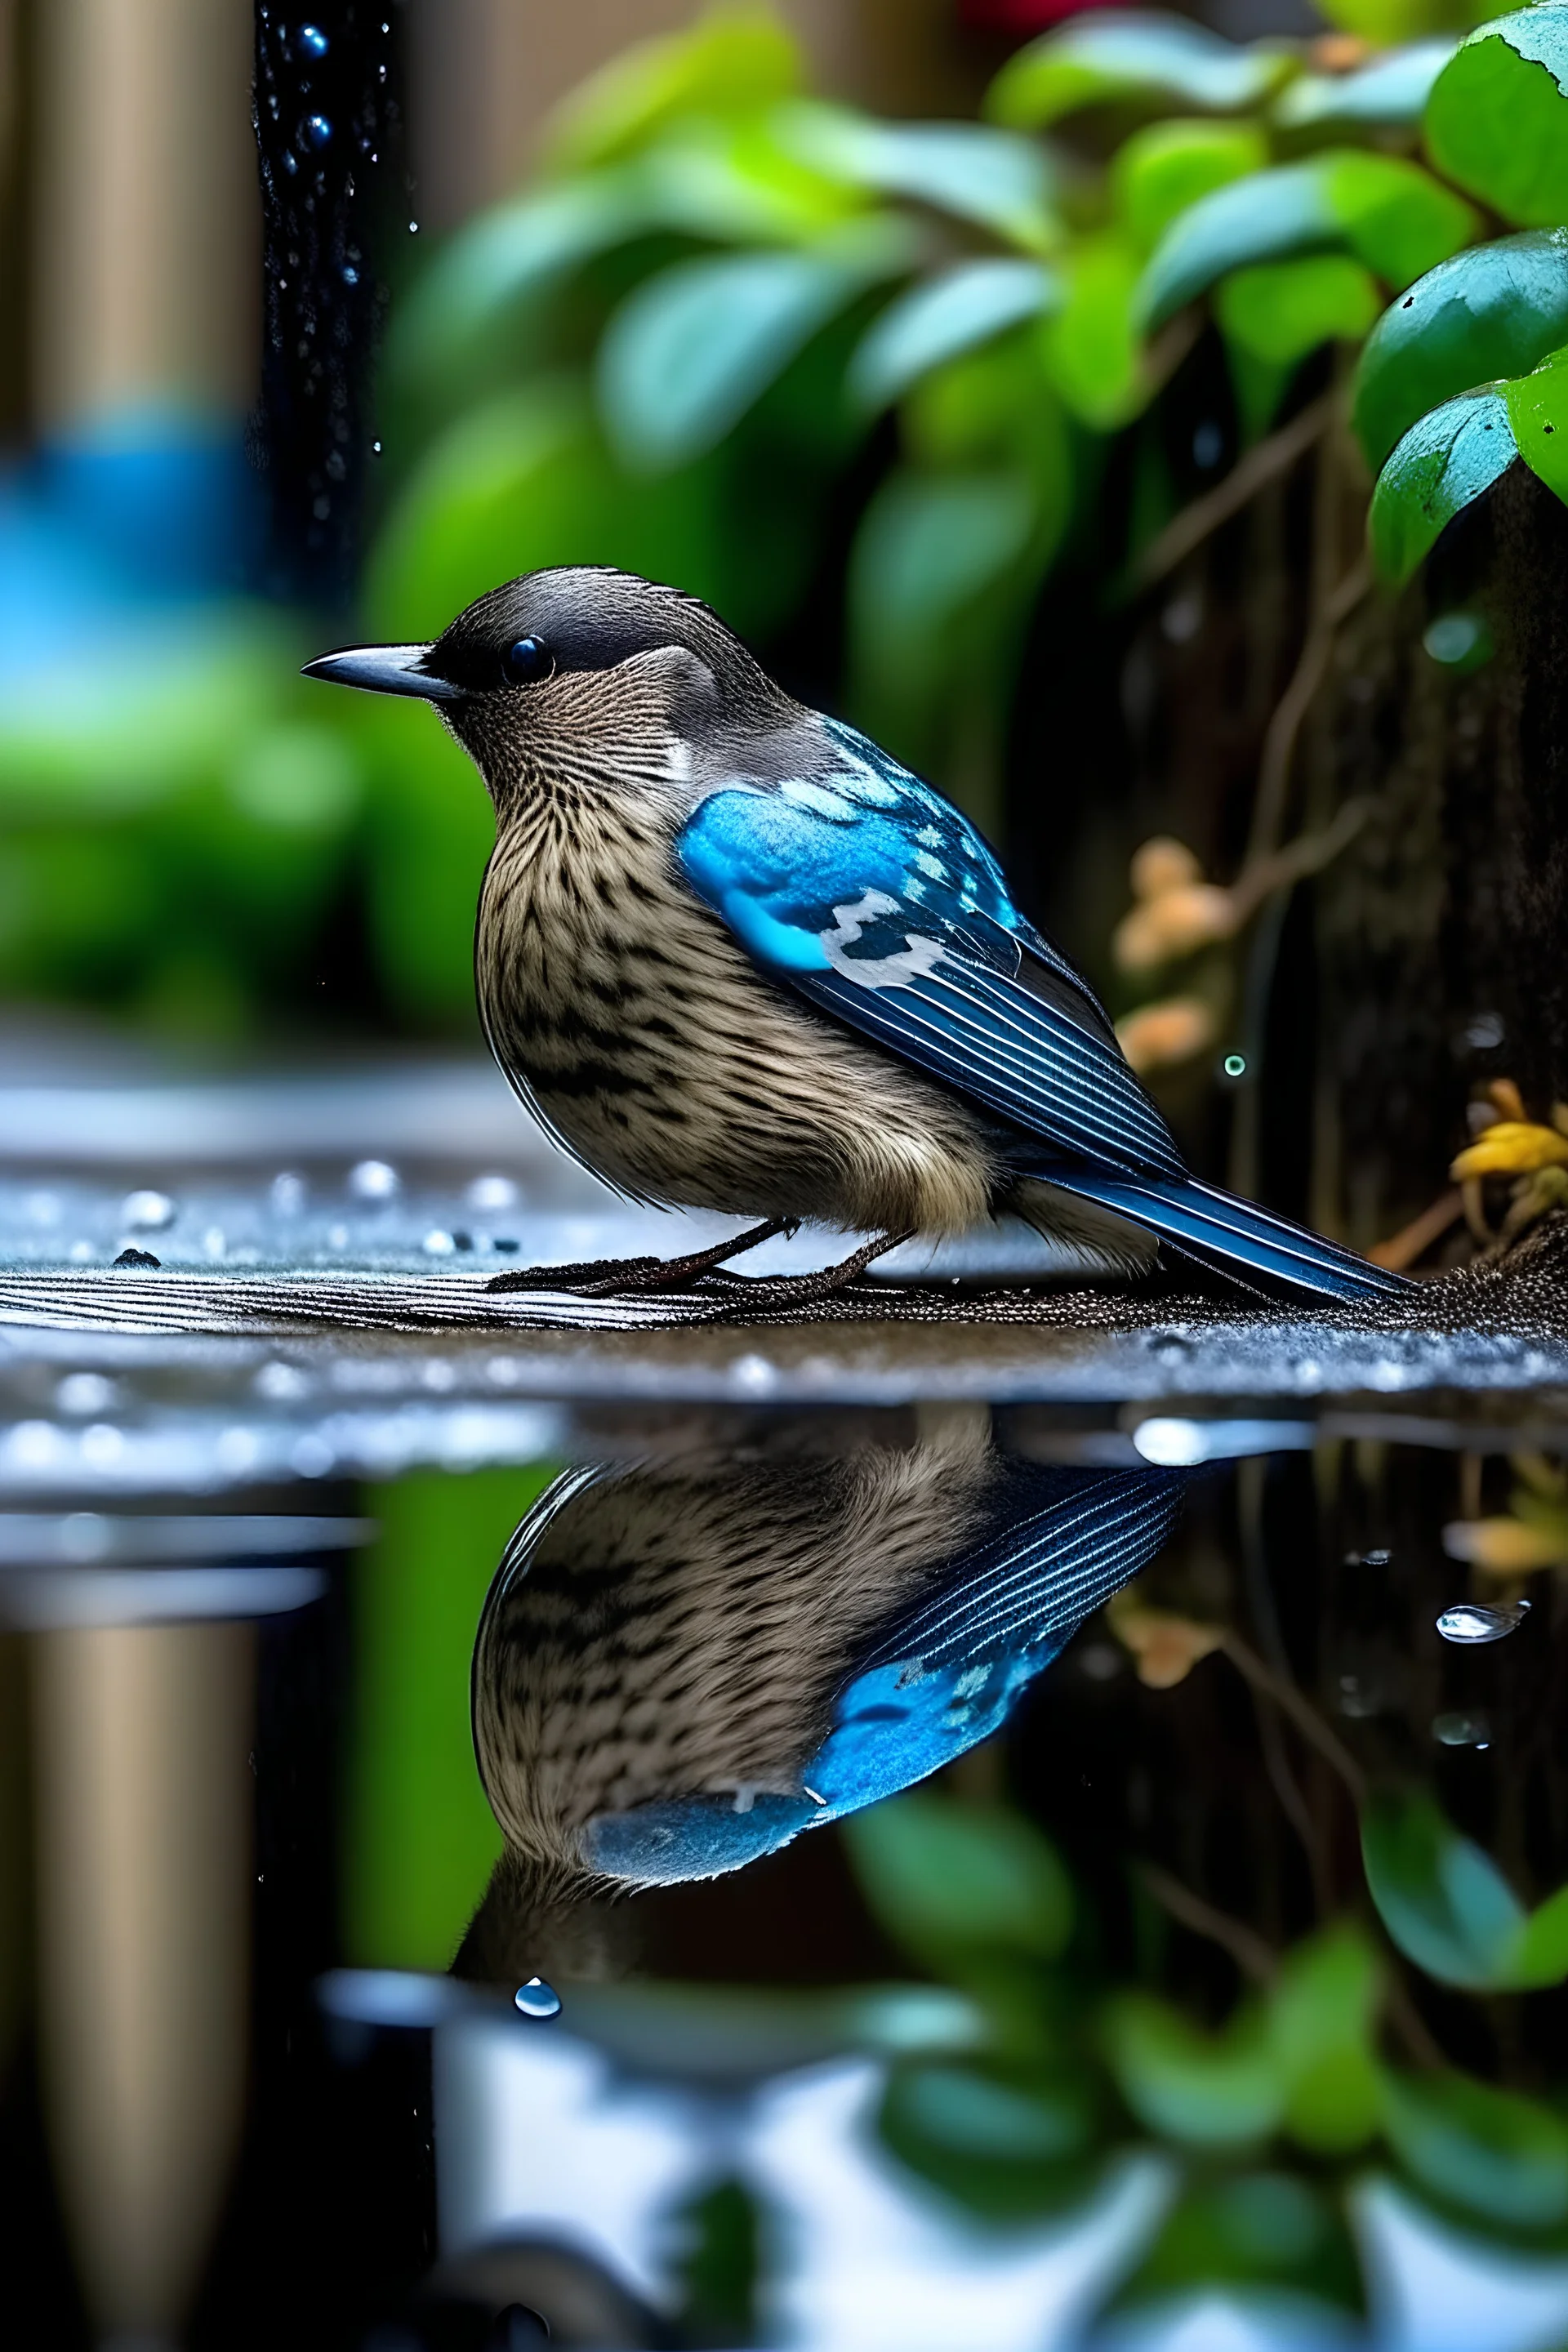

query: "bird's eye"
(502, 636), (553, 686)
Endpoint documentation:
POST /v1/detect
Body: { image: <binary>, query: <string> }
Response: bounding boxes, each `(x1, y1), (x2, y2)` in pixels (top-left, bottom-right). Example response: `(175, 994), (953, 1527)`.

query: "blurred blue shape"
(0, 406), (261, 682)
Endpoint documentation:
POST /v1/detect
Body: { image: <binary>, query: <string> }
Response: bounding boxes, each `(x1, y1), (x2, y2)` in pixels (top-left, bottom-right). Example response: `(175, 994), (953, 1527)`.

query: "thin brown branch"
(1245, 558), (1373, 867)
(1139, 1863), (1278, 1984)
(1129, 391), (1338, 595)
(1218, 1629), (1368, 1805)
(1229, 797), (1370, 927)
(1370, 1189), (1465, 1273)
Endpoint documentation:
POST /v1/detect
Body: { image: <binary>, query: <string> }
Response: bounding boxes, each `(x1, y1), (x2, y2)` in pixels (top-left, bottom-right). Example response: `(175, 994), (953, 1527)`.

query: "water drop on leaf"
(514, 1977), (561, 2020)
(1436, 1599), (1530, 1645)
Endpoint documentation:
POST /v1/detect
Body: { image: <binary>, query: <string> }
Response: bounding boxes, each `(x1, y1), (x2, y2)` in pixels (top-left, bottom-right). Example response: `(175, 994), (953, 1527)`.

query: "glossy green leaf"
(1112, 118), (1270, 257)
(596, 228), (905, 471)
(1505, 341), (1568, 506)
(1104, 1992), (1285, 2149)
(1380, 2070), (1568, 2230)
(1138, 151), (1477, 329)
(987, 11), (1294, 130)
(1360, 1789), (1525, 1984)
(1353, 231), (1568, 470)
(841, 1792), (1074, 1970)
(1267, 1922), (1383, 2154)
(849, 261), (1058, 410)
(1045, 234), (1147, 425)
(1369, 388), (1517, 582)
(1426, 5), (1568, 229)
(781, 103), (1058, 251)
(1273, 38), (1457, 132)
(544, 5), (801, 169)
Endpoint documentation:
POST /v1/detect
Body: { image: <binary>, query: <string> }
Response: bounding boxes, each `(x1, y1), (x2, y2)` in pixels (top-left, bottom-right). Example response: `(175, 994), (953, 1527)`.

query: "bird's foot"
(485, 1217), (795, 1297)
(706, 1227), (915, 1317)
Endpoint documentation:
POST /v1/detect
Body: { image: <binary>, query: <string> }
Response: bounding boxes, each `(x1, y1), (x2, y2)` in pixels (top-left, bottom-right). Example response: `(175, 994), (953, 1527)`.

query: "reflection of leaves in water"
(1111, 2171), (1363, 2318)
(669, 2175), (762, 2349)
(877, 2060), (1102, 2221)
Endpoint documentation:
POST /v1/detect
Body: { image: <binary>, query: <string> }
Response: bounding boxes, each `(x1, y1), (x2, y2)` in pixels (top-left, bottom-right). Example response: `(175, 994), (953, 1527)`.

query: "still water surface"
(5, 1379), (1568, 2350)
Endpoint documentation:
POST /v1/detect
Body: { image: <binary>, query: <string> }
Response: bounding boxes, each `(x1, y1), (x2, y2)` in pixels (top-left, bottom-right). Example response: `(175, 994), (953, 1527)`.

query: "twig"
(1130, 391), (1338, 595)
(1218, 1629), (1368, 1805)
(1245, 558), (1372, 868)
(1228, 797), (1370, 927)
(1139, 1862), (1278, 1984)
(1370, 1189), (1465, 1272)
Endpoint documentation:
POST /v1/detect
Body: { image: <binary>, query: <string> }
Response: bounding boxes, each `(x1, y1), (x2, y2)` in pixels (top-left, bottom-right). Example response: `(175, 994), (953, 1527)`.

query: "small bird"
(306, 567), (1409, 1302)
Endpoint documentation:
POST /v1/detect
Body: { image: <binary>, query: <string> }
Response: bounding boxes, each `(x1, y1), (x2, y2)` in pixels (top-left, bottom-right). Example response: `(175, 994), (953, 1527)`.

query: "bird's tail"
(1029, 1169), (1411, 1303)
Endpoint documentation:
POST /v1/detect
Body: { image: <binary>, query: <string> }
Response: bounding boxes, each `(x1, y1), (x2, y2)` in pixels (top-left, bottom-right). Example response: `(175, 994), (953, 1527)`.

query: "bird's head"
(303, 565), (792, 802)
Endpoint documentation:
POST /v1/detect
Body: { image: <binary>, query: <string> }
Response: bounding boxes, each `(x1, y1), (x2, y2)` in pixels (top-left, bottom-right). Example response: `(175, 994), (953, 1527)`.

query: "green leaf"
(1426, 4), (1568, 229)
(1505, 341), (1568, 506)
(1112, 118), (1270, 257)
(596, 229), (905, 470)
(849, 261), (1058, 410)
(1272, 38), (1458, 133)
(1267, 1922), (1383, 2154)
(1045, 234), (1147, 426)
(781, 103), (1058, 252)
(841, 1792), (1075, 1971)
(1380, 2070), (1568, 2230)
(1360, 1789), (1526, 1984)
(1113, 2172), (1361, 2309)
(877, 2060), (1100, 2220)
(1218, 253), (1382, 365)
(544, 4), (801, 170)
(1353, 231), (1568, 470)
(1138, 152), (1478, 329)
(987, 11), (1293, 131)
(1316, 0), (1475, 41)
(1104, 1992), (1285, 2149)
(1500, 1878), (1568, 1988)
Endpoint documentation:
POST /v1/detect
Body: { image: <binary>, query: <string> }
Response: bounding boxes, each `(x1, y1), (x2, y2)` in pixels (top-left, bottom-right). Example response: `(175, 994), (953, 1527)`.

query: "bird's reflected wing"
(677, 738), (1185, 1180)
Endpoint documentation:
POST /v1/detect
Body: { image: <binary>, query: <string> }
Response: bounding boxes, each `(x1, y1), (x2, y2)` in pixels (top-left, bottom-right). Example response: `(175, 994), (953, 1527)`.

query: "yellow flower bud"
(1108, 1594), (1224, 1688)
(1116, 996), (1218, 1072)
(1443, 1517), (1568, 1574)
(1129, 836), (1203, 902)
(1450, 1122), (1568, 1181)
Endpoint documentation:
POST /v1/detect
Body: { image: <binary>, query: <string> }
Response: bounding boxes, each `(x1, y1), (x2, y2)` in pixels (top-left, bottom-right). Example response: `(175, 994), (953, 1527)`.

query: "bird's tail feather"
(1029, 1169), (1411, 1302)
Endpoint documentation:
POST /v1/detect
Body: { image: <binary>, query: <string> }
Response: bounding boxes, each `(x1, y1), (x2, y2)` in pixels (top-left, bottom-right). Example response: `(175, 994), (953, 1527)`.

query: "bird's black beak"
(301, 643), (462, 702)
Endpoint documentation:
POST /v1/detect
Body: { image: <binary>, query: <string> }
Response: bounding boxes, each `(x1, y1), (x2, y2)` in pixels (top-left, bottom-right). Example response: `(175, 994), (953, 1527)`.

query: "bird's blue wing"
(677, 723), (1186, 1180)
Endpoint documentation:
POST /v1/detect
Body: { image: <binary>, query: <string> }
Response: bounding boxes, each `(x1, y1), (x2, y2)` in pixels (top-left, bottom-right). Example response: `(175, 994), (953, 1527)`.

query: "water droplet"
(371, 439), (383, 455)
(1223, 1054), (1247, 1078)
(408, 220), (419, 234)
(514, 1977), (561, 2020)
(270, 1171), (306, 1217)
(1437, 1599), (1530, 1645)
(113, 1246), (160, 1270)
(466, 1174), (519, 1212)
(303, 114), (332, 150)
(283, 149), (298, 176)
(56, 1373), (115, 1417)
(423, 1230), (456, 1257)
(298, 23), (329, 55)
(341, 264), (359, 286)
(1434, 1710), (1492, 1747)
(349, 1159), (399, 1202)
(122, 1188), (176, 1232)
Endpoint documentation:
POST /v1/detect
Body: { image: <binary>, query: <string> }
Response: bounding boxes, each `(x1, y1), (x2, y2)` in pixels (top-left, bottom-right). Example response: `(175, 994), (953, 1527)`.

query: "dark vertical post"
(252, 2), (406, 609)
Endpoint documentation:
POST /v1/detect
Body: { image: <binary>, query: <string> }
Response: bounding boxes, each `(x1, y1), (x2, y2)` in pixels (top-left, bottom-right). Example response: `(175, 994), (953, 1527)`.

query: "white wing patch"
(820, 890), (946, 990)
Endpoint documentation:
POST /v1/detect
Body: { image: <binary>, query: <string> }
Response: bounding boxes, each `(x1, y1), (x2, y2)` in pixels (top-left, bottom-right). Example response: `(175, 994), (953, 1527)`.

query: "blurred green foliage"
(7, 0), (1568, 1040)
(844, 1781), (1568, 2335)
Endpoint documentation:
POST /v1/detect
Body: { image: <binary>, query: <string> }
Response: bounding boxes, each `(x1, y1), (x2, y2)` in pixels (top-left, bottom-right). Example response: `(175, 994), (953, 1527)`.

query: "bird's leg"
(486, 1216), (794, 1297)
(710, 1227), (916, 1316)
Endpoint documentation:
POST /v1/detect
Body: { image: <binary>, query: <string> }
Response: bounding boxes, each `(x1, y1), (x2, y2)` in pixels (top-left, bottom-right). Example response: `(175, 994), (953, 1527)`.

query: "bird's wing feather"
(677, 727), (1185, 1180)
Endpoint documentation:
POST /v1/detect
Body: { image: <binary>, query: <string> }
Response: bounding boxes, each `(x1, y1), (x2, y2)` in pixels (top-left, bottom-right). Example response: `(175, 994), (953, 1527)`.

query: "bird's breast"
(474, 786), (998, 1233)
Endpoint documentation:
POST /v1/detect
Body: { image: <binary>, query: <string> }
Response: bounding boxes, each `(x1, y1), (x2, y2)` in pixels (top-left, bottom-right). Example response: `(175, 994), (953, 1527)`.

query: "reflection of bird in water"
(454, 1419), (1185, 1985)
(305, 566), (1409, 1304)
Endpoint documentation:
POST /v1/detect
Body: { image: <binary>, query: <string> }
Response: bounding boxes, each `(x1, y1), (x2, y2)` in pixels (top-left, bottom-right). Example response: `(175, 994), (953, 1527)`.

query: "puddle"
(2, 1379), (1568, 2349)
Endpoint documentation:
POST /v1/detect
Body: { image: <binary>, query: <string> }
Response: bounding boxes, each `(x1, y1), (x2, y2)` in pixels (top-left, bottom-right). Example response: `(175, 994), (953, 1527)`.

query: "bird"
(454, 1411), (1185, 1981)
(305, 566), (1411, 1303)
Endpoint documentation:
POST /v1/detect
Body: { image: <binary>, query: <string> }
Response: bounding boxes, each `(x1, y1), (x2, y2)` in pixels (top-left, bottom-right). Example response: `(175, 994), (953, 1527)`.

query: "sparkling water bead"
(1436, 1599), (1530, 1645)
(514, 1976), (561, 2020)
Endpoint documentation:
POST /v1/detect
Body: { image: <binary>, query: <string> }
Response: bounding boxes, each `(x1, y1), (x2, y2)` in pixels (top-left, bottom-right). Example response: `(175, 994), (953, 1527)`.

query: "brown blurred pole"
(406, 0), (978, 234)
(31, 0), (256, 432)
(32, 1623), (254, 2348)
